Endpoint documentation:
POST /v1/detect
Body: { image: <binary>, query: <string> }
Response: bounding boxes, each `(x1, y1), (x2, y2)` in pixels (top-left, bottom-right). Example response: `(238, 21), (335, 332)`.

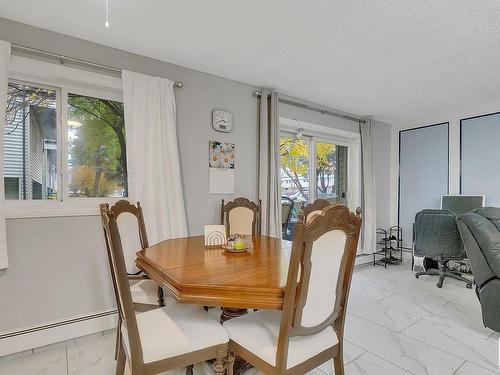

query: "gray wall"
(3, 216), (115, 331)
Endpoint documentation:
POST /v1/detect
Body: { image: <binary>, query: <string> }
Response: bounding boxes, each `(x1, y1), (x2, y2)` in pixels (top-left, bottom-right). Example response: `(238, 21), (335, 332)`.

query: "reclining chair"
(457, 207), (500, 332)
(414, 209), (472, 288)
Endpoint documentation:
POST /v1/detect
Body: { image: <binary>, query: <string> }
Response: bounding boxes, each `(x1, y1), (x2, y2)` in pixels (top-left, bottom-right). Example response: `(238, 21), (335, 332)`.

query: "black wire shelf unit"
(374, 226), (404, 268)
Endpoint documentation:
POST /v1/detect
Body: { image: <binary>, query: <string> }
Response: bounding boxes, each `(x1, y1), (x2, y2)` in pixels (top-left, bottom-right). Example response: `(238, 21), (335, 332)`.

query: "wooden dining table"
(136, 235), (292, 321)
(136, 235), (292, 374)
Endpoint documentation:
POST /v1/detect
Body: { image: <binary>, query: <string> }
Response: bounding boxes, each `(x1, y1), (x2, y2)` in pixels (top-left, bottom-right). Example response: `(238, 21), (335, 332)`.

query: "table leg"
(220, 308), (248, 324)
(220, 308), (253, 375)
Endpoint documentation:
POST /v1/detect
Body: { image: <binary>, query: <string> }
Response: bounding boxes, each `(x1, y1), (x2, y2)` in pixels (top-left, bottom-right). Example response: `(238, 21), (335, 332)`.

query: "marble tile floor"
(1, 261), (498, 375)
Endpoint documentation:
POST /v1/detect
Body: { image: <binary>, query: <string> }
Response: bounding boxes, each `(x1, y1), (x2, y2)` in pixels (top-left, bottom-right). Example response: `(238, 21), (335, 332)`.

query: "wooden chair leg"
(333, 353), (344, 375)
(213, 357), (225, 375)
(115, 317), (122, 360)
(116, 340), (126, 375)
(158, 286), (165, 307)
(213, 344), (227, 375)
(225, 351), (235, 375)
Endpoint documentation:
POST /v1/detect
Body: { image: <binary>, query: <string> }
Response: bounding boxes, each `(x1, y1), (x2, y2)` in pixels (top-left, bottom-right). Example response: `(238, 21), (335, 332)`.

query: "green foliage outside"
(68, 94), (127, 197)
(280, 137), (336, 201)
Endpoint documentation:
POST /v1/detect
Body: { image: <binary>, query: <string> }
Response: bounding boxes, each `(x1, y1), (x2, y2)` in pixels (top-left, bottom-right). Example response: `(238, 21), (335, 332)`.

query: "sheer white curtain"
(359, 119), (377, 254)
(0, 41), (10, 269)
(122, 70), (187, 244)
(258, 90), (281, 238)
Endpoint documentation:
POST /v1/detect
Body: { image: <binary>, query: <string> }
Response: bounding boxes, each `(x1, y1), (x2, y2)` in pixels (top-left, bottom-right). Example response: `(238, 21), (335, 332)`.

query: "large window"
(67, 94), (127, 198)
(3, 56), (125, 217)
(315, 141), (347, 202)
(280, 137), (310, 204)
(4, 83), (126, 202)
(280, 134), (348, 239)
(4, 79), (126, 217)
(4, 82), (57, 200)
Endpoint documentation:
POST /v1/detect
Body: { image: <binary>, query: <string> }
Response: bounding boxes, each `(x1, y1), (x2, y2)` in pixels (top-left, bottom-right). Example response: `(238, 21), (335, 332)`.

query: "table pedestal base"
(220, 308), (253, 375)
(220, 307), (248, 323)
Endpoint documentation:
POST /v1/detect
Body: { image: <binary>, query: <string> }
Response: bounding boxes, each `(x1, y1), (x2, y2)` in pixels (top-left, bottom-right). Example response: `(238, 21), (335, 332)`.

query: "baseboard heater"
(0, 310), (118, 357)
(0, 310), (117, 340)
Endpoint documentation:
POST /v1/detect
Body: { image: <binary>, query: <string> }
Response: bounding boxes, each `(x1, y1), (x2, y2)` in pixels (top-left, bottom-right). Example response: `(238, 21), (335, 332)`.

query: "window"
(4, 83), (127, 202)
(4, 56), (127, 217)
(4, 82), (57, 200)
(67, 94), (127, 198)
(280, 136), (310, 205)
(315, 142), (348, 202)
(4, 177), (20, 200)
(280, 132), (350, 240)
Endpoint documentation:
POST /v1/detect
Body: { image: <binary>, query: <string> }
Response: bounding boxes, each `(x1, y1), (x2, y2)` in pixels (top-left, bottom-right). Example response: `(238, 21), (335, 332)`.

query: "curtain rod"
(11, 44), (184, 88)
(253, 90), (366, 124)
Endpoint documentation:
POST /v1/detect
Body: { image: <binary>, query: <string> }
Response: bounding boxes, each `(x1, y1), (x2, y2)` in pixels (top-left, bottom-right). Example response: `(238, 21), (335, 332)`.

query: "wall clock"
(212, 108), (233, 133)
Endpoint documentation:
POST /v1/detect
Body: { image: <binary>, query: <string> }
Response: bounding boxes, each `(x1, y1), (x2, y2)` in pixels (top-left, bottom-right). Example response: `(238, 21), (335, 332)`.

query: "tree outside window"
(280, 137), (337, 202)
(67, 94), (127, 198)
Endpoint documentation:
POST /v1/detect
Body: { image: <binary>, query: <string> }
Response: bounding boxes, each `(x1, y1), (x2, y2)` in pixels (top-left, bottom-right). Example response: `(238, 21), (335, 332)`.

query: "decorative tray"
(222, 243), (252, 253)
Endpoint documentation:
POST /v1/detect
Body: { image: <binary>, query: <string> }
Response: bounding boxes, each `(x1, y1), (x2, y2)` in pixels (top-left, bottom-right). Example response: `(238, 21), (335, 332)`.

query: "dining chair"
(100, 200), (174, 359)
(101, 204), (234, 375)
(299, 199), (333, 223)
(223, 205), (362, 375)
(220, 197), (261, 236)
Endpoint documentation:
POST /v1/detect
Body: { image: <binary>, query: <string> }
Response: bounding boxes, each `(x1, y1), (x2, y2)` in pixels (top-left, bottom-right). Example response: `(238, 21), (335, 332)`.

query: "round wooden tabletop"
(136, 235), (292, 310)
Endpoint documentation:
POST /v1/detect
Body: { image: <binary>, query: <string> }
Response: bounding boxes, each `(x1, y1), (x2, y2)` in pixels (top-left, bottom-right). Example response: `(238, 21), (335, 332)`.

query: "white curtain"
(258, 90), (281, 238)
(0, 41), (10, 269)
(359, 119), (377, 254)
(122, 70), (187, 244)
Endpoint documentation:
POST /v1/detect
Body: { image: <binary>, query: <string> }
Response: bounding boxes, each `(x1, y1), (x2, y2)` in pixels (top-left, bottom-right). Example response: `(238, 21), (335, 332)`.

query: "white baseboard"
(0, 310), (117, 357)
(355, 254), (373, 266)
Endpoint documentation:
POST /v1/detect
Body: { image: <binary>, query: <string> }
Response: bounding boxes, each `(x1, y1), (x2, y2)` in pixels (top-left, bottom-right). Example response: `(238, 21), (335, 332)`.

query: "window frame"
(279, 116), (361, 211)
(5, 56), (126, 218)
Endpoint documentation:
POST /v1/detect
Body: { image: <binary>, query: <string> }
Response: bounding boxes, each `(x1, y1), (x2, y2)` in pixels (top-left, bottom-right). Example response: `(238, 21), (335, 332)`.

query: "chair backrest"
(100, 202), (144, 369)
(414, 209), (463, 259)
(457, 207), (500, 285)
(276, 205), (361, 371)
(108, 200), (149, 274)
(281, 196), (294, 225)
(299, 199), (332, 223)
(457, 207), (500, 333)
(221, 197), (261, 236)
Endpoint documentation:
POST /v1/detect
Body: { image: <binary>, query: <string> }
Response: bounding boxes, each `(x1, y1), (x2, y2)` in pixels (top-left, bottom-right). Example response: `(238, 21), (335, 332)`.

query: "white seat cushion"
(223, 310), (338, 369)
(122, 304), (228, 363)
(130, 279), (176, 306)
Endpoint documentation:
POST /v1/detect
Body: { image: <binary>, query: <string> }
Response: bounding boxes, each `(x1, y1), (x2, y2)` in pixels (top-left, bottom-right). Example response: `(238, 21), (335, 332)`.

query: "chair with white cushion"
(101, 204), (234, 375)
(220, 197), (261, 236)
(223, 205), (362, 375)
(100, 201), (176, 359)
(299, 199), (332, 224)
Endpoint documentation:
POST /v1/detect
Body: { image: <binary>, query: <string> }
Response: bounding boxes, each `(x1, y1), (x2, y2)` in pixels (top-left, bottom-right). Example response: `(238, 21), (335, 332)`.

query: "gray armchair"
(457, 207), (500, 332)
(414, 209), (472, 288)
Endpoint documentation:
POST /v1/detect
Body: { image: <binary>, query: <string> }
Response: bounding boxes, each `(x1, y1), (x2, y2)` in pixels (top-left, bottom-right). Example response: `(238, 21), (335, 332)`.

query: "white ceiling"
(1, 0), (500, 125)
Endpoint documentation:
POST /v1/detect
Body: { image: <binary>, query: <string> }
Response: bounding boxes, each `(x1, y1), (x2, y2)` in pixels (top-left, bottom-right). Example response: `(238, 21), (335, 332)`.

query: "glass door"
(280, 135), (310, 239)
(315, 142), (348, 205)
(280, 134), (348, 240)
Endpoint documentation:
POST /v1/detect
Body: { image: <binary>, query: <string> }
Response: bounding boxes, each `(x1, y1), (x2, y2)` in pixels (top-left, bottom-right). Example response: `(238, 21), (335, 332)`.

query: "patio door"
(280, 134), (348, 239)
